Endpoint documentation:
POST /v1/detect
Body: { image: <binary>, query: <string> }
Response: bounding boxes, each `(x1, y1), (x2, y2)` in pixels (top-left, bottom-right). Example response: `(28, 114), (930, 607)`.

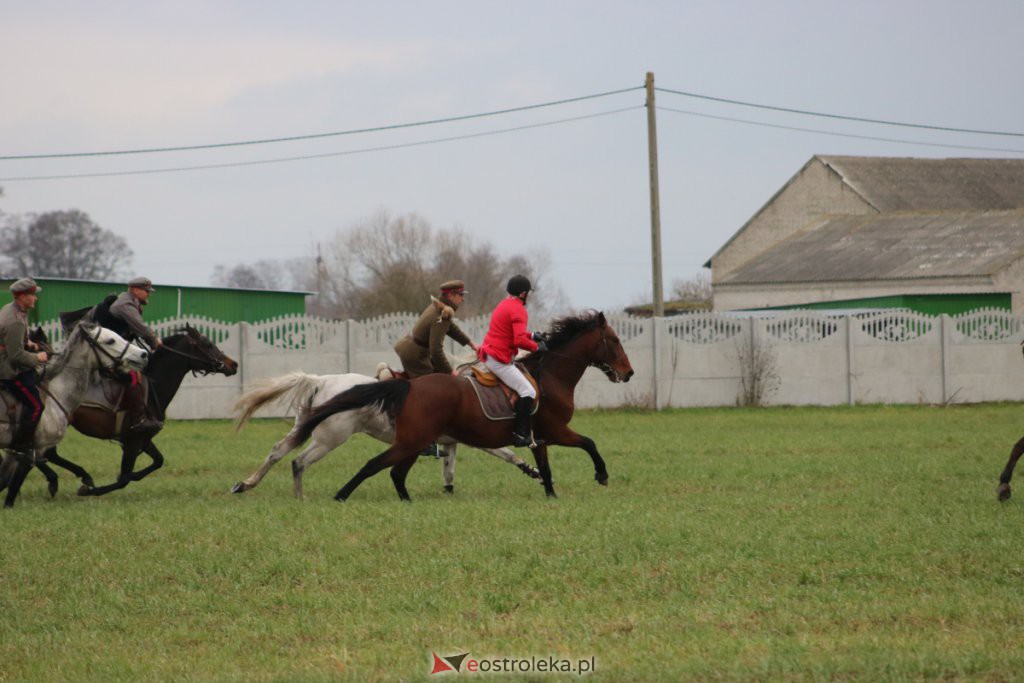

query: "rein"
(158, 342), (225, 375)
(535, 330), (618, 379)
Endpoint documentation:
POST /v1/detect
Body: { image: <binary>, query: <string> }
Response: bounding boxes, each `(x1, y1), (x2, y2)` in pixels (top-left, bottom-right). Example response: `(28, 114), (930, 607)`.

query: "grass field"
(2, 404), (1024, 681)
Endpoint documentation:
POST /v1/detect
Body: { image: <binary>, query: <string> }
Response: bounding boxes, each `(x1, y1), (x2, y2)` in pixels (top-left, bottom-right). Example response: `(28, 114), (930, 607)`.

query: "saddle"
(79, 374), (151, 434)
(460, 362), (539, 421)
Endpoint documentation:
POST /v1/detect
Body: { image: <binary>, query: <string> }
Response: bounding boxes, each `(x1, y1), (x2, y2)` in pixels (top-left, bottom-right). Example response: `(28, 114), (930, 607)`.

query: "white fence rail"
(38, 308), (1024, 418)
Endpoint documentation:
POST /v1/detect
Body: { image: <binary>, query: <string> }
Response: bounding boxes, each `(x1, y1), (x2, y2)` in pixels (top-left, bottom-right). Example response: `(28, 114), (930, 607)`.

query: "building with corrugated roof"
(0, 277), (312, 325)
(708, 156), (1024, 314)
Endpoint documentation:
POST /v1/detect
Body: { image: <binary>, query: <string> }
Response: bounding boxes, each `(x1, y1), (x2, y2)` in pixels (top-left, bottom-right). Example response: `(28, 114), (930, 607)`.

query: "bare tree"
(736, 326), (780, 407)
(670, 271), (712, 302)
(304, 210), (568, 320)
(211, 259), (306, 290)
(0, 210), (133, 280)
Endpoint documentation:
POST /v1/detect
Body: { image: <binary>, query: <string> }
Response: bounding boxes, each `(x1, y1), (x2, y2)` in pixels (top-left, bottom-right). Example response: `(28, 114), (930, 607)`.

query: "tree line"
(0, 206), (570, 319)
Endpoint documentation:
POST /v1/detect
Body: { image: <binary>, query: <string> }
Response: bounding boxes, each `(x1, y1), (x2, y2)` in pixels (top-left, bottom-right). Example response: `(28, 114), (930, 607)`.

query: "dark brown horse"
(997, 438), (1024, 501)
(1, 324), (237, 500)
(291, 311), (634, 501)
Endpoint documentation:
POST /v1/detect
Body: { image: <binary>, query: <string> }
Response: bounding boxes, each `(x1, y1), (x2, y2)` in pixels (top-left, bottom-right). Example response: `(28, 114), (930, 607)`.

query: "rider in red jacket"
(478, 274), (547, 446)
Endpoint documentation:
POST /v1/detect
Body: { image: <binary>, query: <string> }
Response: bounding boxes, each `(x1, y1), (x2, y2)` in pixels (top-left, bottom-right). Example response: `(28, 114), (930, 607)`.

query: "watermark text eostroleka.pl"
(431, 651), (596, 676)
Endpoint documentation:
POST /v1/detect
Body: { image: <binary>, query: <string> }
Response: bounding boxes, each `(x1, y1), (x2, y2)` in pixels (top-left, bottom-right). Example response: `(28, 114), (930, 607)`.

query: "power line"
(656, 86), (1024, 138)
(0, 106), (642, 182)
(657, 106), (1024, 155)
(0, 86), (643, 161)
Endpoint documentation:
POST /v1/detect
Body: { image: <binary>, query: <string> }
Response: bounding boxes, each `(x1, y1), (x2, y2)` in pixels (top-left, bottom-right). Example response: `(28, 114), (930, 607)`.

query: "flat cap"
(128, 276), (154, 292)
(439, 279), (467, 294)
(9, 277), (41, 294)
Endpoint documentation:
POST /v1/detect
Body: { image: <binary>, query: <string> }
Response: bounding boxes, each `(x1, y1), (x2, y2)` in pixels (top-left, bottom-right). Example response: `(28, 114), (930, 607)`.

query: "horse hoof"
(82, 477), (95, 489)
(76, 485), (93, 496)
(545, 491), (558, 499)
(230, 482), (248, 494)
(997, 483), (1012, 501)
(443, 485), (454, 494)
(47, 481), (58, 498)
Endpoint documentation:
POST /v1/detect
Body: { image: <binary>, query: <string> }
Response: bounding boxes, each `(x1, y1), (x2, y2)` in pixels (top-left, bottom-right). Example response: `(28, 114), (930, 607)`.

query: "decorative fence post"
(652, 316), (662, 410)
(940, 314), (950, 403)
(845, 315), (855, 406)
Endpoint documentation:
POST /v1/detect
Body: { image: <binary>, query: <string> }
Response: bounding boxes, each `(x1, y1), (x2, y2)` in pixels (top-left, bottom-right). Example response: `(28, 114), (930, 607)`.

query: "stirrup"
(512, 431), (534, 448)
(128, 418), (163, 434)
(418, 443), (441, 458)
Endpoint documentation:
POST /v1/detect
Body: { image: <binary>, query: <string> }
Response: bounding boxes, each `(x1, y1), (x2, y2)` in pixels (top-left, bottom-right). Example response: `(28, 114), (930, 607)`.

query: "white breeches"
(482, 355), (536, 399)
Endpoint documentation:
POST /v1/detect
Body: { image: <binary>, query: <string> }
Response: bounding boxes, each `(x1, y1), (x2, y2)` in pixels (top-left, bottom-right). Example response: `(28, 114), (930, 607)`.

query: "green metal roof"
(0, 277), (312, 325)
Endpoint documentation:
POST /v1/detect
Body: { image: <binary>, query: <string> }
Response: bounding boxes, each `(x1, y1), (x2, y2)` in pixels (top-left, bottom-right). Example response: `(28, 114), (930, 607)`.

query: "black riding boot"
(123, 382), (162, 435)
(8, 420), (37, 460)
(511, 396), (535, 447)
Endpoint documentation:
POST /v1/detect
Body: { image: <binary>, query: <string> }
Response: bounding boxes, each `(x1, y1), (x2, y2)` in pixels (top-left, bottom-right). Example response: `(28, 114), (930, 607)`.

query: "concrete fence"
(37, 308), (1024, 419)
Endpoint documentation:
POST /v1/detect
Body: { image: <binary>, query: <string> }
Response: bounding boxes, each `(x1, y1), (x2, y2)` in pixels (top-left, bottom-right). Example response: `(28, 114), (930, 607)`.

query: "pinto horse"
(230, 371), (539, 499)
(1, 324), (238, 498)
(291, 311), (634, 501)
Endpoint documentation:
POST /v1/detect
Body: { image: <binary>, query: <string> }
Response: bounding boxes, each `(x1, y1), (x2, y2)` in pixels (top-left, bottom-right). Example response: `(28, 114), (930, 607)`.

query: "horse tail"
(233, 372), (322, 430)
(290, 379), (411, 446)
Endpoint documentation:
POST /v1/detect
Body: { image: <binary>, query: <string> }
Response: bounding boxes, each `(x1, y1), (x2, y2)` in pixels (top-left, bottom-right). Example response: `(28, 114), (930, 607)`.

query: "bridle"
(158, 337), (228, 376)
(536, 327), (623, 382)
(81, 325), (137, 377)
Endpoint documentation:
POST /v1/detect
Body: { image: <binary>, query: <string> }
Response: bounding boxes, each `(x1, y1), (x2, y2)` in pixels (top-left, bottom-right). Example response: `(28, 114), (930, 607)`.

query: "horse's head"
(77, 321), (149, 373)
(590, 312), (634, 383)
(164, 324), (238, 376)
(541, 311), (634, 383)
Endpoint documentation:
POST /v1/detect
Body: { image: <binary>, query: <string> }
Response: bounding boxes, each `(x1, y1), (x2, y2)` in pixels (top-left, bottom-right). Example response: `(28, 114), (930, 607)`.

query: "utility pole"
(645, 71), (664, 317)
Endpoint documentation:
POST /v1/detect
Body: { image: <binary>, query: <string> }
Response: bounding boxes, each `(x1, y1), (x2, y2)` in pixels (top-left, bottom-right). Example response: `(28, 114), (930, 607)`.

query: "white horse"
(230, 371), (540, 498)
(1, 321), (149, 507)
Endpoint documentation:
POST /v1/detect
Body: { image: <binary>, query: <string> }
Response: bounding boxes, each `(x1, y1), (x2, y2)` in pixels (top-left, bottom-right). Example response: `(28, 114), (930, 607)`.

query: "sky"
(2, 1), (1023, 313)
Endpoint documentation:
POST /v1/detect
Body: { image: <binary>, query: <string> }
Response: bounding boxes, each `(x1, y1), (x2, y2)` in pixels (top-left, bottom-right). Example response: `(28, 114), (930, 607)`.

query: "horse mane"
(542, 310), (605, 350)
(44, 322), (87, 377)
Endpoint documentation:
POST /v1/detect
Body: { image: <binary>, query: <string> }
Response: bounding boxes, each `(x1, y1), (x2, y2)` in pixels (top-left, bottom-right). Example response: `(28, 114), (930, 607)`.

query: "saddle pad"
(460, 363), (540, 421)
(79, 378), (127, 413)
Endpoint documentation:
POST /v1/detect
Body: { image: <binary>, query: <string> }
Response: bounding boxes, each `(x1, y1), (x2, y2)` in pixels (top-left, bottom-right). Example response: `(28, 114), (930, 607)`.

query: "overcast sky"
(2, 1), (1023, 312)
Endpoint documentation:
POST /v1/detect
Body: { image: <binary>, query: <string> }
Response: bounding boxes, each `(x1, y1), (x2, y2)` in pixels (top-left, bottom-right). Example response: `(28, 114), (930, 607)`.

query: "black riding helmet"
(506, 274), (532, 296)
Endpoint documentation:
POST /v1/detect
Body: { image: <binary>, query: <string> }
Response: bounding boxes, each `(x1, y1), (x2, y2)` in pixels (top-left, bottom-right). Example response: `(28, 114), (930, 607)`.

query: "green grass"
(2, 404), (1023, 681)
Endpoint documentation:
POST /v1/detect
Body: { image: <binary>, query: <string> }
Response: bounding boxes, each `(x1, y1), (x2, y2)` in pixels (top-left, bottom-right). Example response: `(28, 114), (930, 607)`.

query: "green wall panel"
(0, 278), (308, 325)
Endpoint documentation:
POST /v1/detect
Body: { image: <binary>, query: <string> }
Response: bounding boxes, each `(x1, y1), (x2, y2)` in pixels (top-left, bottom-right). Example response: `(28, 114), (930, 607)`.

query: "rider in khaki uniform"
(393, 280), (477, 377)
(0, 278), (48, 457)
(393, 280), (477, 458)
(88, 276), (163, 435)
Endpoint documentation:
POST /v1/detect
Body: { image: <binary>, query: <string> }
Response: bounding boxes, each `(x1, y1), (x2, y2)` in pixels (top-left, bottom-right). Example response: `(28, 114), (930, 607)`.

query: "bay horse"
(0, 322), (148, 507)
(229, 372), (539, 499)
(291, 311), (634, 501)
(1, 324), (238, 498)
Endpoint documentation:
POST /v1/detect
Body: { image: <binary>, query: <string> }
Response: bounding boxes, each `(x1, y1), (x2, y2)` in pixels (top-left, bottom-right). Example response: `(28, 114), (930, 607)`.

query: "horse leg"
(43, 447), (96, 489)
(0, 451), (18, 489)
(335, 444), (422, 502)
(78, 443), (143, 497)
(480, 446), (541, 479)
(231, 430), (302, 494)
(3, 457), (33, 508)
(34, 460), (60, 498)
(441, 444), (456, 494)
(530, 444), (557, 498)
(997, 435), (1024, 501)
(290, 440), (335, 500)
(129, 440), (165, 482)
(545, 425), (609, 486)
(389, 457), (418, 502)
